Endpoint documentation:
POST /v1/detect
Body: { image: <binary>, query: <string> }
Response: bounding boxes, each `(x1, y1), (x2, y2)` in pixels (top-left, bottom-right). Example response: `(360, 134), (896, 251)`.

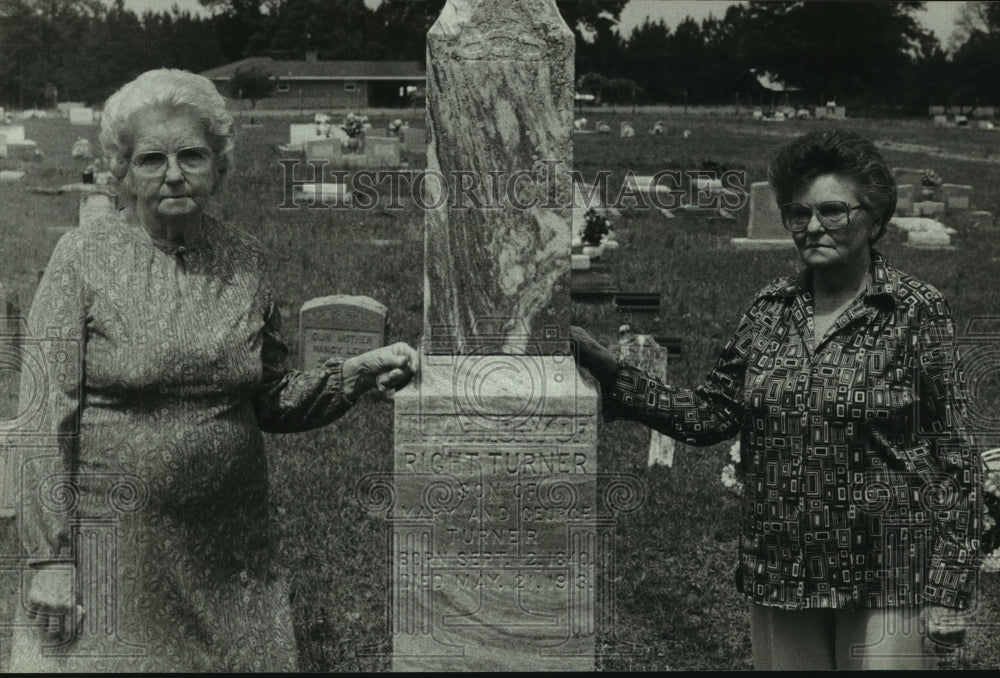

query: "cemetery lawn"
(1, 113), (999, 670)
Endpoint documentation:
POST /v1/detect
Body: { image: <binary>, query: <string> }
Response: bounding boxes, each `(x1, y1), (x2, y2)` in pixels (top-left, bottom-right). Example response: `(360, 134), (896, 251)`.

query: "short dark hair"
(767, 130), (896, 243)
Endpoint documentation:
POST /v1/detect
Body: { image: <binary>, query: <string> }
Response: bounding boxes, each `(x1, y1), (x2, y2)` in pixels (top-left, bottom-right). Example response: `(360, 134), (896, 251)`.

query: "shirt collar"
(755, 250), (899, 307)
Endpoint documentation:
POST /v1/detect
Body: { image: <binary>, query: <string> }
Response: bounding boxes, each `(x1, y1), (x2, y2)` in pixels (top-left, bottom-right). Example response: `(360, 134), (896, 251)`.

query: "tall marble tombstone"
(391, 0), (598, 671)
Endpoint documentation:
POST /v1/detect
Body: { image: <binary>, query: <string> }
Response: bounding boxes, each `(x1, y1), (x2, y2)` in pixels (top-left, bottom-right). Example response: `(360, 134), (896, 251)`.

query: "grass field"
(1, 112), (998, 670)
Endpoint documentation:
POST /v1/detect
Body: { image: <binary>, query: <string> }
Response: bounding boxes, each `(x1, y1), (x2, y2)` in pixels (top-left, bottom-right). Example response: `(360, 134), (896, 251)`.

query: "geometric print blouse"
(604, 252), (983, 611)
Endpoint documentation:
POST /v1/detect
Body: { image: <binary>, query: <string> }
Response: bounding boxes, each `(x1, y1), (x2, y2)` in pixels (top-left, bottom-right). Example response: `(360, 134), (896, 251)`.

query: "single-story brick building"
(201, 54), (425, 110)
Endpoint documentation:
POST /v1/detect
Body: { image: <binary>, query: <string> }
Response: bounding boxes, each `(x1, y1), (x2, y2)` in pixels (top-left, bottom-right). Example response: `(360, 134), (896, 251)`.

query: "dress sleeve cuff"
(318, 357), (356, 406)
(601, 361), (640, 423)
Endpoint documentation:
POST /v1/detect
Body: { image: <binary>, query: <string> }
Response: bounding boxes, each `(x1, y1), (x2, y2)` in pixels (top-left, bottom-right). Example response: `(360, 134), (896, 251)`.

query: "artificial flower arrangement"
(342, 112), (369, 138)
(581, 208), (611, 246)
(920, 169), (942, 187)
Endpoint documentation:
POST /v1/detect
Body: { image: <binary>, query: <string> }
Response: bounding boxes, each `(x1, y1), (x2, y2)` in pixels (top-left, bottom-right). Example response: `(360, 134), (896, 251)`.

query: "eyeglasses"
(780, 201), (865, 232)
(130, 146), (213, 178)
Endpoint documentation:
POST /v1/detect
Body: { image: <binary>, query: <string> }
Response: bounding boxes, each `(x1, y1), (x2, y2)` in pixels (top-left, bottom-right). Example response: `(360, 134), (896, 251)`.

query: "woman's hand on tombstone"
(343, 342), (420, 401)
(25, 565), (82, 643)
(570, 326), (618, 387)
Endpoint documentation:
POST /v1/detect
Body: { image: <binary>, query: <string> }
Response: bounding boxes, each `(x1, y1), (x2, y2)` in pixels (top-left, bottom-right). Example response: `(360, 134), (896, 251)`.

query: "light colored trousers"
(750, 604), (935, 670)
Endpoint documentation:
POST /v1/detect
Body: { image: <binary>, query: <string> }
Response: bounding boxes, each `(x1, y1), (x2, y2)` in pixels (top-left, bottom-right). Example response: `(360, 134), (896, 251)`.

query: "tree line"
(0, 0), (997, 114)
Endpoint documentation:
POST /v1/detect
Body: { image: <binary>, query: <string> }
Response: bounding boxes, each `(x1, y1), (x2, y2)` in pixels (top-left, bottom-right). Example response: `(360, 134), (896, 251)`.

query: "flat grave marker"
(731, 182), (794, 248)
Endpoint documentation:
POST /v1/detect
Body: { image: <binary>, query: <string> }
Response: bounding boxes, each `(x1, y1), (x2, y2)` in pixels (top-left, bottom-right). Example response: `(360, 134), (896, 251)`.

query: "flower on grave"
(921, 169), (942, 187)
(388, 118), (405, 136)
(581, 208), (611, 246)
(342, 112), (369, 139)
(728, 439), (741, 464)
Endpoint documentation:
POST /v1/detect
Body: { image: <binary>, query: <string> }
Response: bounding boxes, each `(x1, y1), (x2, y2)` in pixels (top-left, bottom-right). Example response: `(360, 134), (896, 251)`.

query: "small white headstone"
(69, 107), (94, 125)
(293, 182), (351, 205)
(290, 123), (322, 148)
(298, 295), (387, 370)
(571, 254), (590, 271)
(78, 191), (116, 228)
(0, 125), (25, 143)
(0, 170), (25, 182)
(933, 115), (949, 127)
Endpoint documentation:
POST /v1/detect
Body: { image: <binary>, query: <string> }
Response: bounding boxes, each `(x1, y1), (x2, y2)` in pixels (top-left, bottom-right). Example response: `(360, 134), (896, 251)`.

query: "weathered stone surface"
(391, 359), (597, 671)
(389, 0), (599, 671)
(424, 0), (574, 354)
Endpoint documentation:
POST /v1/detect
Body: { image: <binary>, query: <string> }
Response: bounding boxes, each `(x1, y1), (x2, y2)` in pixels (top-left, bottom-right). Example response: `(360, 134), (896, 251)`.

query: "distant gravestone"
(298, 295), (387, 370)
(402, 127), (426, 155)
(364, 136), (402, 167)
(78, 191), (116, 228)
(6, 140), (38, 160)
(933, 115), (949, 127)
(305, 138), (339, 162)
(893, 217), (955, 249)
(0, 125), (25, 143)
(814, 106), (846, 120)
(731, 182), (794, 248)
(0, 171), (25, 182)
(69, 107), (94, 125)
(915, 200), (946, 218)
(942, 183), (973, 211)
(626, 174), (681, 205)
(892, 167), (929, 191)
(289, 123), (322, 149)
(895, 184), (915, 217)
(292, 182), (351, 205)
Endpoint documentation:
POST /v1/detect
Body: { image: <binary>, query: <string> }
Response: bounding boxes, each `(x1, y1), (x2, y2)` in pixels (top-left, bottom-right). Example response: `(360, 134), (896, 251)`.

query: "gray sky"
(121, 0), (965, 47)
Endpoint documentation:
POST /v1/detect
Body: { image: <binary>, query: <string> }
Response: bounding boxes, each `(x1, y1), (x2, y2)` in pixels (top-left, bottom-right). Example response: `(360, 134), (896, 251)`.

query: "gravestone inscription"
(298, 295), (387, 370)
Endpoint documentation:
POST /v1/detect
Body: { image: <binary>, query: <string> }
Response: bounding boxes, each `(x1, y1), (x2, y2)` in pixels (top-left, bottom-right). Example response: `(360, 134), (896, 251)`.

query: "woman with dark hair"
(573, 130), (983, 669)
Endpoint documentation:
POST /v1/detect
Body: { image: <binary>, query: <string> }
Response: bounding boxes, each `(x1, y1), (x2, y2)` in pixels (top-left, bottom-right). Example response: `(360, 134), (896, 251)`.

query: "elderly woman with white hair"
(10, 68), (418, 671)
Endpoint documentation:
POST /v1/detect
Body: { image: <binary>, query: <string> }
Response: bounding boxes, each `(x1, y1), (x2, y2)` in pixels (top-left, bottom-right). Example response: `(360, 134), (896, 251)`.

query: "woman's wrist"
(341, 356), (374, 404)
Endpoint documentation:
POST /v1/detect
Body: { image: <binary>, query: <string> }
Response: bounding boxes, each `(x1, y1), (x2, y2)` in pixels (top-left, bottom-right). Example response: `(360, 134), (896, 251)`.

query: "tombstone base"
(392, 356), (598, 672)
(730, 237), (796, 249)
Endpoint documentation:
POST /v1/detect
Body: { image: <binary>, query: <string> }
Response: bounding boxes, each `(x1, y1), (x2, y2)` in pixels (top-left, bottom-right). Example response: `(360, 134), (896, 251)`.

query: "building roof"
(201, 58), (426, 82)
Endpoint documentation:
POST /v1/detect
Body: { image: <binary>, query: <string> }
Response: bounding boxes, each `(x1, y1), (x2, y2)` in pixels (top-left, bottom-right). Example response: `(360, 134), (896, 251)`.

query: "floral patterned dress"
(9, 211), (355, 671)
